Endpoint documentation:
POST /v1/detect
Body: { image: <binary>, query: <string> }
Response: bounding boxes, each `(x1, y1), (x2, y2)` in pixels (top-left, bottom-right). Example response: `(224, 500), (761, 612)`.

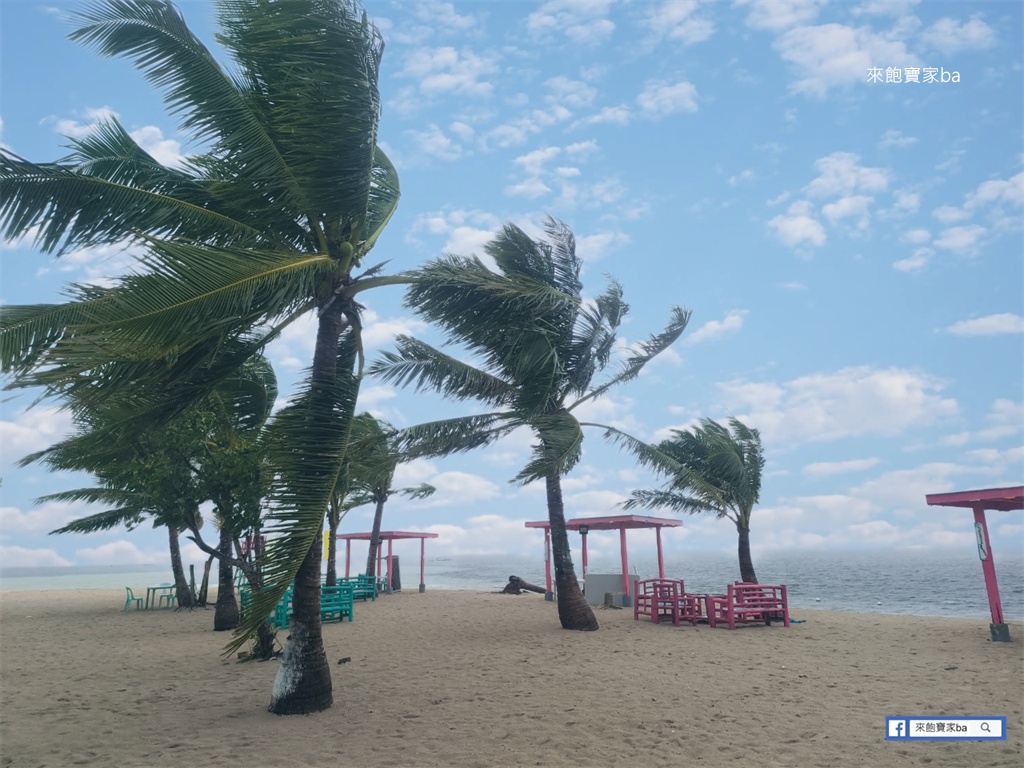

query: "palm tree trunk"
(737, 523), (758, 583)
(167, 524), (194, 608)
(268, 301), (344, 715)
(364, 494), (385, 578)
(545, 473), (598, 631)
(325, 505), (338, 587)
(214, 524), (239, 631)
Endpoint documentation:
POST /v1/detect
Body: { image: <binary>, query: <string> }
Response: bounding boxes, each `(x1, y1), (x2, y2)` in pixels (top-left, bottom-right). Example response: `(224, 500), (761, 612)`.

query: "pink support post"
(419, 538), (426, 593)
(386, 539), (394, 592)
(581, 530), (589, 582)
(619, 528), (631, 607)
(344, 539), (351, 578)
(973, 507), (1009, 640)
(544, 529), (553, 601)
(656, 526), (665, 579)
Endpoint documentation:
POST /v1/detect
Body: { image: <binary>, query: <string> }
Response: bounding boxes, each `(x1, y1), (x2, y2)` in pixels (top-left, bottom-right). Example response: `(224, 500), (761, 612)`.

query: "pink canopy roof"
(925, 486), (1023, 512)
(524, 514), (681, 531)
(334, 531), (439, 541)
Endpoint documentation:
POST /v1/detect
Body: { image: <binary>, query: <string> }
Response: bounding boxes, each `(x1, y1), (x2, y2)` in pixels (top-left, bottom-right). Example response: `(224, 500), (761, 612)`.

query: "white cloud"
(767, 200), (826, 248)
(893, 246), (932, 273)
(51, 105), (119, 138)
(578, 105), (632, 126)
(774, 24), (917, 97)
(360, 310), (430, 349)
(526, 0), (616, 46)
(406, 123), (463, 162)
(852, 0), (920, 16)
(0, 500), (84, 535)
(805, 152), (889, 198)
(965, 172), (1024, 211)
(514, 146), (561, 176)
(802, 458), (881, 477)
(410, 209), (502, 260)
(932, 205), (970, 223)
(933, 224), (987, 255)
(642, 1), (715, 44)
(718, 366), (959, 444)
(920, 16), (997, 54)
(505, 178), (551, 199)
(890, 191), (920, 215)
(420, 470), (501, 508)
(682, 309), (748, 346)
(637, 80), (699, 117)
(129, 125), (184, 168)
(737, 0), (823, 31)
(728, 169), (755, 186)
(821, 194), (873, 228)
(75, 539), (159, 565)
(545, 76), (597, 109)
(1, 405), (74, 464)
(400, 46), (498, 97)
(901, 228), (930, 244)
(575, 231), (630, 263)
(878, 129), (917, 149)
(946, 313), (1024, 337)
(0, 546), (72, 568)
(414, 1), (478, 33)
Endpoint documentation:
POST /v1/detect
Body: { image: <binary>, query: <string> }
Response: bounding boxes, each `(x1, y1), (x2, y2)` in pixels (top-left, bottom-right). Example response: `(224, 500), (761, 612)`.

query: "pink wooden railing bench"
(705, 583), (790, 630)
(633, 579), (703, 626)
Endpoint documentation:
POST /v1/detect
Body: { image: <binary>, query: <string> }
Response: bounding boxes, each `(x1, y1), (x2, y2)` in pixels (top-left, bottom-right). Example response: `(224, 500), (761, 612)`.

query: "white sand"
(1, 589), (1021, 767)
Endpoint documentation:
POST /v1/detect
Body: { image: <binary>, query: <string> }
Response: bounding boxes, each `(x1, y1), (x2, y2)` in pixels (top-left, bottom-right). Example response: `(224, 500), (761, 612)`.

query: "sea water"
(2, 550), (1022, 621)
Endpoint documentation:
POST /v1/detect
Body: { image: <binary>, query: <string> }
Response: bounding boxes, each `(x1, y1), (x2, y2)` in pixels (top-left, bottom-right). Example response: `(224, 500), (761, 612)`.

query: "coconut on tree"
(0, 0), (406, 714)
(369, 218), (690, 631)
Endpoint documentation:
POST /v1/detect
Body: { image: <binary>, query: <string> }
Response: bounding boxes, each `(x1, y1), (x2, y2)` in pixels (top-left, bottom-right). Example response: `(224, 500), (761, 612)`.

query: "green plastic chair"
(124, 587), (143, 612)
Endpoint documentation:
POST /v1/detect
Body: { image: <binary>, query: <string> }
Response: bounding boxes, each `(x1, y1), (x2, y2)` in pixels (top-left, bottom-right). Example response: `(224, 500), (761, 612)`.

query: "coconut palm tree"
(0, 0), (403, 714)
(321, 413), (434, 586)
(618, 417), (765, 583)
(369, 218), (690, 631)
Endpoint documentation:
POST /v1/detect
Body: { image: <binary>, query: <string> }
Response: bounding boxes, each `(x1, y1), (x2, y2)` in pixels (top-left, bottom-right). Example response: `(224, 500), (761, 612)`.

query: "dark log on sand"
(501, 575), (546, 595)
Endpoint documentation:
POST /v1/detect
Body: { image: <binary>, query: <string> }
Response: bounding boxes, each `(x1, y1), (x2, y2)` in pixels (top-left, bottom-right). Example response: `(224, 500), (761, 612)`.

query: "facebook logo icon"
(887, 718), (910, 740)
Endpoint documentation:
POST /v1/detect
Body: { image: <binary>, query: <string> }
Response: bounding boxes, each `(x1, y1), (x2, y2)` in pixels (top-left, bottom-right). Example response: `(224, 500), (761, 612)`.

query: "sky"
(1, 0), (1022, 575)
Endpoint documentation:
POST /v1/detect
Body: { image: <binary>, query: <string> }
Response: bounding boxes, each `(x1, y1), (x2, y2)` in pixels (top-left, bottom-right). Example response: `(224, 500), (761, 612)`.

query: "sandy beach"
(0, 589), (1021, 768)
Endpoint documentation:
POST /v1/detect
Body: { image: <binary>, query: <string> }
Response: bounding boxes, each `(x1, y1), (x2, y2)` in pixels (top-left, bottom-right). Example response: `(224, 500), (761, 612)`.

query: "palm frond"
(362, 145), (400, 256)
(368, 335), (517, 407)
(69, 0), (316, 219)
(513, 410), (583, 485)
(572, 305), (690, 411)
(396, 483), (435, 500)
(621, 489), (722, 517)
(229, 331), (361, 651)
(48, 504), (147, 534)
(0, 147), (262, 253)
(394, 413), (517, 458)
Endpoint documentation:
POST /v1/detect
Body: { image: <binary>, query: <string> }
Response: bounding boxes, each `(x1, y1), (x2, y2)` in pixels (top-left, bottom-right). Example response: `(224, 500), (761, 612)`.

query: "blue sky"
(1, 0), (1022, 574)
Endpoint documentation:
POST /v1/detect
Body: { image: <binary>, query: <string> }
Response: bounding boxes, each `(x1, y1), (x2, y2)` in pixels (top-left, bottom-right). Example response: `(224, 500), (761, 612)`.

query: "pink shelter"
(525, 515), (682, 606)
(333, 531), (439, 593)
(925, 485), (1022, 642)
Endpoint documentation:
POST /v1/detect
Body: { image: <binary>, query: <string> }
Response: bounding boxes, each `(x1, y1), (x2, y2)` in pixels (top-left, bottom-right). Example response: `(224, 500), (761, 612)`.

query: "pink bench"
(634, 579), (703, 626)
(706, 583), (790, 630)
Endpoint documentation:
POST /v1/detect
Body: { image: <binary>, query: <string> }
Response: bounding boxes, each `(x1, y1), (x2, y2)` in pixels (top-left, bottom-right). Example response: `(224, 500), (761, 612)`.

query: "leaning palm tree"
(618, 417), (765, 583)
(35, 401), (206, 608)
(0, 0), (403, 714)
(369, 218), (690, 631)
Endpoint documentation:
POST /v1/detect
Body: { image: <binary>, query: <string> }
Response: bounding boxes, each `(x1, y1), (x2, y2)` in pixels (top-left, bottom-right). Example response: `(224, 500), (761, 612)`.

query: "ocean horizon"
(2, 549), (1022, 622)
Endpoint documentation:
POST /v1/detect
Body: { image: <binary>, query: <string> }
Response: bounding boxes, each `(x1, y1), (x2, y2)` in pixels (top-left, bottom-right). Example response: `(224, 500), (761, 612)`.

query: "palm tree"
(322, 413), (434, 586)
(369, 218), (690, 631)
(618, 417), (765, 583)
(0, 0), (402, 714)
(37, 406), (206, 609)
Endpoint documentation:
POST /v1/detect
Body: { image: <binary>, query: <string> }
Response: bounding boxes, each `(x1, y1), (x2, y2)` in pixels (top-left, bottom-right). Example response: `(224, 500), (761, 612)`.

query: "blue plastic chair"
(124, 587), (143, 612)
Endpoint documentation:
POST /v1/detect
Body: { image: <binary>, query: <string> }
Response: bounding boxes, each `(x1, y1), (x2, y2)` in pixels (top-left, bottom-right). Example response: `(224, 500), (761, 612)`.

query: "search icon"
(981, 723), (991, 733)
